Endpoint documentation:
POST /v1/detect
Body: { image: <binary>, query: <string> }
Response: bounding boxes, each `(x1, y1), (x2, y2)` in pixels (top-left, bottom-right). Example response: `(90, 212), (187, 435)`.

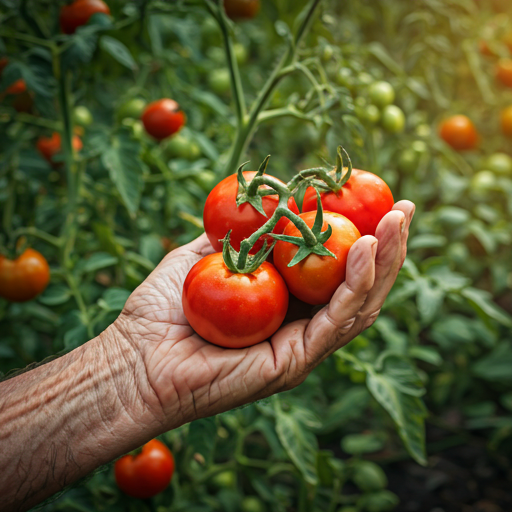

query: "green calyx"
(222, 231), (275, 274)
(235, 156), (270, 217)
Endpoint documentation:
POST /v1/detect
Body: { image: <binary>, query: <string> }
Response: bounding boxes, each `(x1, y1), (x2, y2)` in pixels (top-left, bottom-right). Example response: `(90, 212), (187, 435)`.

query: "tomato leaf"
(188, 418), (217, 466)
(100, 36), (137, 71)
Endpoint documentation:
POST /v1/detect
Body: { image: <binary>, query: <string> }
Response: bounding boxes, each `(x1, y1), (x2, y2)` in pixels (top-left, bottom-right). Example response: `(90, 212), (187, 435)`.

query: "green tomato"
(194, 171), (217, 192)
(381, 105), (405, 133)
(412, 140), (428, 154)
(122, 118), (145, 140)
(359, 104), (380, 125)
(209, 68), (231, 95)
(322, 44), (334, 62)
(415, 123), (431, 138)
(336, 67), (356, 90)
(487, 152), (512, 174)
(241, 496), (266, 512)
(117, 98), (147, 120)
(354, 96), (367, 108)
(212, 470), (236, 488)
(206, 47), (225, 65)
(358, 72), (374, 87)
(201, 17), (221, 45)
(368, 81), (395, 108)
(163, 134), (201, 160)
(471, 170), (496, 191)
(398, 148), (419, 173)
(233, 43), (248, 65)
(352, 461), (388, 492)
(73, 105), (93, 127)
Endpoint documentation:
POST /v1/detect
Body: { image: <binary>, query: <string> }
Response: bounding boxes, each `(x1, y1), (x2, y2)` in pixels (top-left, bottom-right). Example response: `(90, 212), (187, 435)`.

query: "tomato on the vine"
(273, 211), (360, 305)
(381, 105), (405, 133)
(368, 81), (395, 108)
(141, 99), (186, 141)
(439, 115), (479, 151)
(60, 0), (110, 35)
(302, 169), (394, 237)
(203, 171), (299, 254)
(115, 439), (174, 499)
(224, 0), (260, 20)
(502, 105), (512, 138)
(182, 253), (289, 348)
(497, 59), (512, 87)
(0, 249), (50, 302)
(4, 79), (27, 95)
(117, 97), (147, 121)
(37, 132), (83, 165)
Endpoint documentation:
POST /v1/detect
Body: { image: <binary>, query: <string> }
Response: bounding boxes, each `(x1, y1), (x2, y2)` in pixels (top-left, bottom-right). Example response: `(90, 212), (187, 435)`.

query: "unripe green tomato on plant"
(73, 105), (93, 127)
(368, 81), (395, 108)
(381, 105), (405, 133)
(212, 470), (236, 488)
(163, 134), (201, 161)
(486, 152), (512, 174)
(415, 123), (431, 138)
(209, 68), (231, 95)
(358, 72), (374, 87)
(122, 119), (145, 140)
(397, 148), (419, 173)
(357, 104), (380, 125)
(233, 43), (248, 65)
(117, 97), (147, 121)
(322, 44), (334, 62)
(336, 67), (356, 90)
(242, 496), (266, 512)
(194, 170), (217, 191)
(471, 170), (496, 191)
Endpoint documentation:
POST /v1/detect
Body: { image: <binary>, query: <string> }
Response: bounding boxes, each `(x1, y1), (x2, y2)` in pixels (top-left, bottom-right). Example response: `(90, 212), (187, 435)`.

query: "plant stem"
(12, 228), (63, 248)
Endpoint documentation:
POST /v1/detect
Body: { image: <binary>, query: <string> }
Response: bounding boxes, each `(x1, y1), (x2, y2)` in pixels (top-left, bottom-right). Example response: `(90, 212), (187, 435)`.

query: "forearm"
(0, 327), (164, 512)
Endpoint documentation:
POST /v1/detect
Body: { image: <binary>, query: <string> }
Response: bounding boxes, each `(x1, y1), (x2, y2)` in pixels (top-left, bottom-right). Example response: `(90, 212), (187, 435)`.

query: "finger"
(392, 200), (415, 266)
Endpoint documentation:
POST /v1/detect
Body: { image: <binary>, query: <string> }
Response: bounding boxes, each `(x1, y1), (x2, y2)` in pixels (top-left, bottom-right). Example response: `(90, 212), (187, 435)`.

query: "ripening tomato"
(4, 79), (27, 95)
(0, 249), (50, 302)
(204, 171), (300, 254)
(182, 253), (289, 348)
(502, 105), (512, 138)
(224, 0), (260, 19)
(439, 115), (479, 151)
(302, 169), (394, 237)
(60, 0), (110, 35)
(141, 99), (186, 140)
(479, 40), (495, 57)
(496, 58), (512, 87)
(115, 439), (174, 499)
(273, 212), (361, 305)
(37, 132), (83, 165)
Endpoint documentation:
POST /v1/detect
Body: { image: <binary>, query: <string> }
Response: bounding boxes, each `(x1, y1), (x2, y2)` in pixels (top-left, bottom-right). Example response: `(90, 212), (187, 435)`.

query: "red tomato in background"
(204, 171), (300, 254)
(60, 0), (110, 34)
(502, 105), (512, 138)
(37, 132), (83, 165)
(141, 99), (186, 140)
(439, 115), (479, 151)
(496, 58), (512, 87)
(0, 249), (50, 302)
(224, 0), (260, 19)
(115, 439), (174, 499)
(273, 211), (360, 305)
(301, 169), (393, 237)
(4, 79), (27, 95)
(182, 253), (289, 348)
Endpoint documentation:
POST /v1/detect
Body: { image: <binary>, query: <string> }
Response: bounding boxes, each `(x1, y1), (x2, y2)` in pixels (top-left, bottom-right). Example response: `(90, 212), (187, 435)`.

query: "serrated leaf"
(100, 35), (137, 70)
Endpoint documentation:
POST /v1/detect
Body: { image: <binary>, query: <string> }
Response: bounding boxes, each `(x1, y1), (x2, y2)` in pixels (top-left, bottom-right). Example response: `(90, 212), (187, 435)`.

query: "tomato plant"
(203, 171), (299, 253)
(59, 0), (111, 34)
(439, 115), (479, 151)
(37, 132), (83, 165)
(302, 169), (394, 237)
(141, 99), (186, 140)
(223, 0), (260, 20)
(0, 249), (50, 302)
(273, 211), (360, 305)
(182, 253), (288, 348)
(114, 439), (174, 499)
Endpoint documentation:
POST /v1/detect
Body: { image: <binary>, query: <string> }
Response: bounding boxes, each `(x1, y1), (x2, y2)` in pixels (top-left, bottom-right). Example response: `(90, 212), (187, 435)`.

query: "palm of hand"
(114, 201), (414, 429)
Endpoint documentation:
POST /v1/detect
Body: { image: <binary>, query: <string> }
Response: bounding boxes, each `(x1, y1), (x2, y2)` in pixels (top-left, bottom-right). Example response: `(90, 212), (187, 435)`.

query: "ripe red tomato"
(496, 58), (512, 87)
(60, 0), (110, 35)
(115, 439), (174, 499)
(502, 105), (512, 138)
(301, 169), (394, 237)
(4, 79), (27, 95)
(224, 0), (260, 19)
(203, 171), (299, 254)
(182, 253), (289, 348)
(37, 132), (83, 165)
(141, 99), (186, 141)
(273, 212), (360, 305)
(439, 115), (479, 151)
(0, 249), (50, 302)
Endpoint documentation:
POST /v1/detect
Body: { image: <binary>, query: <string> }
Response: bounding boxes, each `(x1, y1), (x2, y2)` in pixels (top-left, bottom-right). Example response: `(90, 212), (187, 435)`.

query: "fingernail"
(400, 217), (406, 233)
(371, 241), (378, 259)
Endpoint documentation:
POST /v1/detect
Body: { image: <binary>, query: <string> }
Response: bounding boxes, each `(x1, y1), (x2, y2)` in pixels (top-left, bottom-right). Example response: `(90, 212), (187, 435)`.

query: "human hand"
(110, 200), (415, 433)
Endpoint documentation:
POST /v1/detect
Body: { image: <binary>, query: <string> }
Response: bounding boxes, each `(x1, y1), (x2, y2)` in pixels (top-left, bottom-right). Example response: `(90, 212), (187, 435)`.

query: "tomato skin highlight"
(182, 253), (289, 348)
(37, 132), (83, 165)
(224, 0), (260, 19)
(0, 249), (50, 302)
(142, 99), (186, 141)
(439, 115), (479, 151)
(273, 212), (360, 306)
(301, 169), (393, 237)
(203, 171), (299, 254)
(114, 439), (174, 499)
(60, 0), (110, 34)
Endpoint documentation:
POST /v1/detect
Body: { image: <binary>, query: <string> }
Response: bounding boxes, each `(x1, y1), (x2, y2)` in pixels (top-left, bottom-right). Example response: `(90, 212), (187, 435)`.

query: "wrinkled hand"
(112, 201), (415, 431)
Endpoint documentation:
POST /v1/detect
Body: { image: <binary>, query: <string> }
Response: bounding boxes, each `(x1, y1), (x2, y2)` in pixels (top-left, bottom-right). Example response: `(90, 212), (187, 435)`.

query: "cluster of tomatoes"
(182, 158), (394, 349)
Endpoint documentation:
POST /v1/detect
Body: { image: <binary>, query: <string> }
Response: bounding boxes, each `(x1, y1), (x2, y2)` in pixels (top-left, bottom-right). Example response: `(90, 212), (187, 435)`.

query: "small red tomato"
(4, 79), (27, 95)
(439, 115), (479, 151)
(203, 171), (300, 254)
(496, 58), (512, 87)
(141, 99), (186, 141)
(182, 253), (289, 348)
(60, 0), (110, 35)
(224, 0), (260, 19)
(502, 105), (512, 138)
(273, 211), (361, 305)
(302, 169), (394, 237)
(115, 439), (174, 499)
(0, 249), (50, 302)
(37, 132), (83, 165)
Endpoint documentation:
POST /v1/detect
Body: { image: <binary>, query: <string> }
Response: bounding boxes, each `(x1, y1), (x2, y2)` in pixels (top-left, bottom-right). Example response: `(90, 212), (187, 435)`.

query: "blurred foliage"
(1, 0), (512, 511)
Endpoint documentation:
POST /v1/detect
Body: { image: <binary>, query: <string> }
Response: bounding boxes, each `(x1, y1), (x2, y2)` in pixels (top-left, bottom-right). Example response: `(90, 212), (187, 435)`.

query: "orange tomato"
(501, 105), (512, 138)
(497, 58), (512, 87)
(439, 115), (479, 151)
(37, 132), (83, 165)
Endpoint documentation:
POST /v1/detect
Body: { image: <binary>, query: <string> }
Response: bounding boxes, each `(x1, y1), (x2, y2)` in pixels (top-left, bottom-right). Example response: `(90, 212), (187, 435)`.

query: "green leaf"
(342, 433), (385, 455)
(82, 252), (118, 273)
(100, 288), (130, 311)
(102, 130), (146, 216)
(100, 36), (137, 70)
(473, 343), (512, 382)
(39, 285), (72, 306)
(416, 277), (445, 325)
(188, 418), (217, 466)
(461, 288), (512, 327)
(274, 397), (318, 485)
